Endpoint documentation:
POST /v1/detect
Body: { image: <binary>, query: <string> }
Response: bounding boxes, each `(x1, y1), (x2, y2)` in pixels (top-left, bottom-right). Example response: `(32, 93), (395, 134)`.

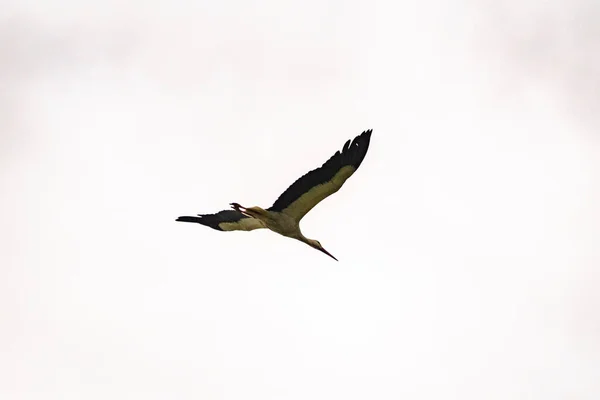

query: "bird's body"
(177, 129), (373, 260)
(232, 205), (298, 237)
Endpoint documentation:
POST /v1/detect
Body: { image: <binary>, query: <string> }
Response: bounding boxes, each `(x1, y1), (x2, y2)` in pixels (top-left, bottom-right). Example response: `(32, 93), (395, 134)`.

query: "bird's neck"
(297, 233), (317, 248)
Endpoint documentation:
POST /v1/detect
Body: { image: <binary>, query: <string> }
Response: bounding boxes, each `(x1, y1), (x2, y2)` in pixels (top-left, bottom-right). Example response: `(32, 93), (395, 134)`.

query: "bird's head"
(309, 239), (338, 261)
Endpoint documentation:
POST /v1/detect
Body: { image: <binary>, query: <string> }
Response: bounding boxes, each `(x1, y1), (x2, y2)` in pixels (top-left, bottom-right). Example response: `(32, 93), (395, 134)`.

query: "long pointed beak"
(318, 246), (338, 261)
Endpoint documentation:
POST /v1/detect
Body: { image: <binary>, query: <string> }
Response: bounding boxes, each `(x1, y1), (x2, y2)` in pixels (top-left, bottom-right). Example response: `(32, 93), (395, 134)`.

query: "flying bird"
(176, 129), (372, 261)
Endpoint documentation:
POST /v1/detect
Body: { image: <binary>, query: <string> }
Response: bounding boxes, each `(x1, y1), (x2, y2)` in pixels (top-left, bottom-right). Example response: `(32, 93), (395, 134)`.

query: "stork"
(176, 129), (372, 261)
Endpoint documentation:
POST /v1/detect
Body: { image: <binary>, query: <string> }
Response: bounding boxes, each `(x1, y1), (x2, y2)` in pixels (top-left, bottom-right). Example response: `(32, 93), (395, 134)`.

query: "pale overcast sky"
(1, 1), (599, 399)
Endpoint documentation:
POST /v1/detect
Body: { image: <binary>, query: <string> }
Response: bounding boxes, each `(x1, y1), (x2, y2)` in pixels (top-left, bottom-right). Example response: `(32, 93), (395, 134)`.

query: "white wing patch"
(281, 165), (357, 221)
(220, 218), (266, 231)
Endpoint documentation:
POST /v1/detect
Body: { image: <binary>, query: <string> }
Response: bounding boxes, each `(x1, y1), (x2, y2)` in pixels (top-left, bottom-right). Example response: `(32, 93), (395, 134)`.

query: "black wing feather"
(176, 210), (250, 231)
(268, 129), (372, 213)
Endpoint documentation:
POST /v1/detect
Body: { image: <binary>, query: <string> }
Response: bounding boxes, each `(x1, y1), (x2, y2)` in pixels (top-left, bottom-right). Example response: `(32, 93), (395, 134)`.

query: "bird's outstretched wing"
(268, 129), (372, 221)
(176, 210), (266, 231)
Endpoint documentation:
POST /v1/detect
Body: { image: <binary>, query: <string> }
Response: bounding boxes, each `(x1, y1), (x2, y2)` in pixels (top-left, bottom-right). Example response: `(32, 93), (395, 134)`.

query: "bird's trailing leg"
(230, 202), (251, 217)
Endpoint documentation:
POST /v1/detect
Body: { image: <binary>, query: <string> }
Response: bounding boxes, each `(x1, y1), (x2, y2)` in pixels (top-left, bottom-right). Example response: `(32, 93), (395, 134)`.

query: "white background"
(1, 1), (599, 399)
